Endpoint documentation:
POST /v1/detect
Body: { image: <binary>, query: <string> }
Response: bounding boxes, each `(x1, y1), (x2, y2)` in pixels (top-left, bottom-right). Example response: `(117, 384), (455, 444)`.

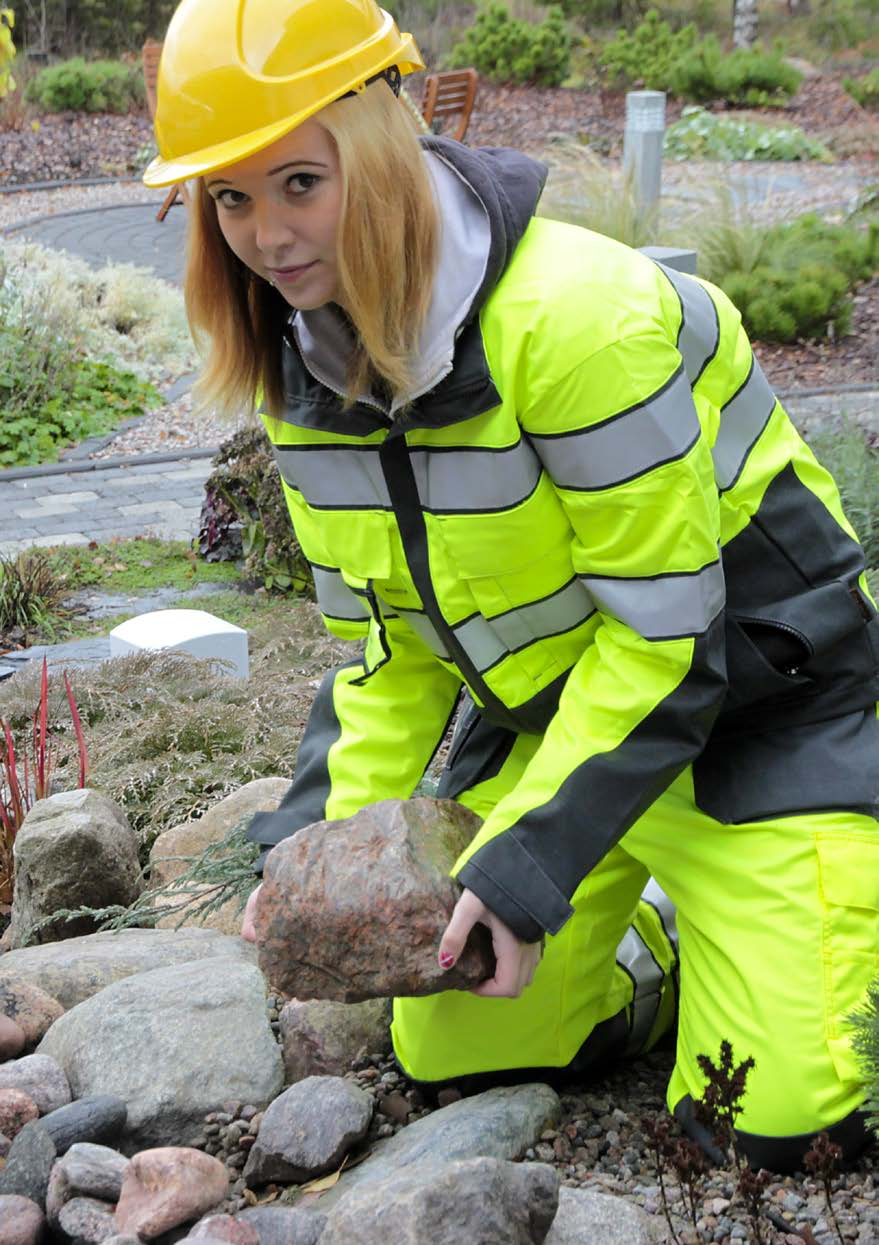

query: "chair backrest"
(421, 68), (478, 144)
(142, 39), (162, 120)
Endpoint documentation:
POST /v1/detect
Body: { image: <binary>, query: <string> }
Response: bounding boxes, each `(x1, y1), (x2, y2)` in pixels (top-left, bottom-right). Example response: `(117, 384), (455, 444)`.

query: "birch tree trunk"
(732, 0), (759, 48)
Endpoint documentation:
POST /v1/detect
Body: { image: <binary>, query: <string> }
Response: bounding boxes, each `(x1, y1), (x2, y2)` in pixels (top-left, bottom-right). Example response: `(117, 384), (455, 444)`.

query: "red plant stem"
(2, 721), (24, 827)
(63, 670), (89, 787)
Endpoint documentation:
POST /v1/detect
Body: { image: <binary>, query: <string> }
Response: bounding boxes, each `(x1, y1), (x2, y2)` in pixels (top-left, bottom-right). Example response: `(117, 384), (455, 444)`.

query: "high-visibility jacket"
(248, 136), (879, 942)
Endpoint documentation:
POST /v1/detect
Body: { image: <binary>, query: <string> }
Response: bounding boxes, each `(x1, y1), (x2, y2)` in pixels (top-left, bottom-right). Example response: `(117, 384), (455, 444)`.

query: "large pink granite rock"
(255, 798), (495, 1002)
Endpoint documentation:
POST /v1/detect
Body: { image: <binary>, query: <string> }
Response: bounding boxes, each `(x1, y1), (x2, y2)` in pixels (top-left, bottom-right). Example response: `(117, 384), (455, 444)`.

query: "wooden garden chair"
(420, 68), (478, 143)
(142, 39), (189, 223)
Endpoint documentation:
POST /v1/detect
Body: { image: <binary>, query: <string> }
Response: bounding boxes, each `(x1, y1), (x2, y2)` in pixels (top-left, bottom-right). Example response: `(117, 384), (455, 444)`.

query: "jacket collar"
(290, 138), (547, 415)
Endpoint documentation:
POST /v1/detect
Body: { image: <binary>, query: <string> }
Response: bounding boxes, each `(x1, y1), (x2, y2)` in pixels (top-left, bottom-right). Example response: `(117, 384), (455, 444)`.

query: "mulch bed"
(1, 73), (878, 392)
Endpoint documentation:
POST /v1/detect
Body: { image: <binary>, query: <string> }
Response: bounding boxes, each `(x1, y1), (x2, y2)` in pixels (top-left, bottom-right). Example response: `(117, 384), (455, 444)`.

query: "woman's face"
(206, 118), (343, 311)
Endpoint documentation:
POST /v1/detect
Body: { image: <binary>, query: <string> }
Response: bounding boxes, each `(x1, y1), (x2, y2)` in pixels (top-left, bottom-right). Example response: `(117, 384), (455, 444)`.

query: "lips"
(267, 261), (317, 283)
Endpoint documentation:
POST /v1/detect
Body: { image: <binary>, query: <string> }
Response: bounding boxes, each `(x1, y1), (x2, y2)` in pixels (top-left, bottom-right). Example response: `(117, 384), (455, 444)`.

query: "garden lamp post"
(623, 90), (666, 223)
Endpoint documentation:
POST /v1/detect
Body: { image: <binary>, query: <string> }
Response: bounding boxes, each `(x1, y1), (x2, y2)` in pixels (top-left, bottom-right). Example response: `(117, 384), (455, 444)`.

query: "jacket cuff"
(246, 809), (303, 877)
(455, 832), (574, 942)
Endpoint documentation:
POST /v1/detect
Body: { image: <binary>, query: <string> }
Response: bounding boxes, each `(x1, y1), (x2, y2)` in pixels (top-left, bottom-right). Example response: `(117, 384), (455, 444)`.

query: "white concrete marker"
(109, 609), (249, 678)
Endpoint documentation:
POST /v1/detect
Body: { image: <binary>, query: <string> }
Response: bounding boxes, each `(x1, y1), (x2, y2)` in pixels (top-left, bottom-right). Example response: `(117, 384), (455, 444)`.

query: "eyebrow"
(206, 160), (328, 188)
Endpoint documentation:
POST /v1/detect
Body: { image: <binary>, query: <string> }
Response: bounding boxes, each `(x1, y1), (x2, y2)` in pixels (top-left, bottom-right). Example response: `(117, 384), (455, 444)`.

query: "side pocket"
(816, 832), (879, 1087)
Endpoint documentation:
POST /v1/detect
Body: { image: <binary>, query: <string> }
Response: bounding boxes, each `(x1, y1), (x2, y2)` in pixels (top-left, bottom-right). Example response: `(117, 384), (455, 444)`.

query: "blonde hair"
(185, 80), (440, 417)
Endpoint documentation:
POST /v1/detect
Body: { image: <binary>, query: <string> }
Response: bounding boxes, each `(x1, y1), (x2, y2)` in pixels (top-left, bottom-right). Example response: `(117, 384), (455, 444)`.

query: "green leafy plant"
(845, 67), (879, 107)
(446, 3), (571, 86)
(665, 107), (833, 161)
(24, 55), (143, 113)
(0, 657), (88, 903)
(199, 427), (315, 595)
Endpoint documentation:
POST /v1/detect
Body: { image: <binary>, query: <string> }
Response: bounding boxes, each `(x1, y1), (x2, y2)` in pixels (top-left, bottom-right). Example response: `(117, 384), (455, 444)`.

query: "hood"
(291, 137), (547, 413)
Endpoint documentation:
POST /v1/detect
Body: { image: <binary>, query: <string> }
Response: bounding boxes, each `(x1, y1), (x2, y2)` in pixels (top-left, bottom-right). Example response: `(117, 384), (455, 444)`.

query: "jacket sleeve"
(452, 332), (729, 941)
(247, 585), (462, 872)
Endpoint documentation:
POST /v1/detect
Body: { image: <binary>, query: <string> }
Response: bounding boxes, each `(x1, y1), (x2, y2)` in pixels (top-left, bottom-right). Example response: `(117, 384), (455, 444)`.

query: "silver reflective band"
(657, 263), (720, 386)
(275, 446), (391, 509)
(411, 440), (542, 513)
(530, 369), (700, 492)
(712, 359), (777, 493)
(453, 579), (596, 673)
(583, 560), (725, 640)
(616, 924), (665, 1055)
(312, 566), (371, 622)
(391, 605), (452, 660)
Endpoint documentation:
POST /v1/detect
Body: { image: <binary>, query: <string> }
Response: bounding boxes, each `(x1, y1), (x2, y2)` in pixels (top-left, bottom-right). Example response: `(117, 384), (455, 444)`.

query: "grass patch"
(48, 538), (242, 596)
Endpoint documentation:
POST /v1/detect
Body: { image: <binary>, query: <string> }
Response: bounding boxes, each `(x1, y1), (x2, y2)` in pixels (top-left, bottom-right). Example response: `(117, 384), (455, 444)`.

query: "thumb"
(439, 888), (486, 970)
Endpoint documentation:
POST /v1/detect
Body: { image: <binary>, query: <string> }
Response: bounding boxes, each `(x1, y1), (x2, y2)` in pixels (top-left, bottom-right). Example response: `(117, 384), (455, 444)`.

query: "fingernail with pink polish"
(439, 951), (455, 970)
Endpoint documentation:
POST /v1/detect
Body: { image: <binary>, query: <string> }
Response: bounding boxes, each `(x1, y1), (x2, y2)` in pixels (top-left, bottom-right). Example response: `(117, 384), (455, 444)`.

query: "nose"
(253, 197), (296, 259)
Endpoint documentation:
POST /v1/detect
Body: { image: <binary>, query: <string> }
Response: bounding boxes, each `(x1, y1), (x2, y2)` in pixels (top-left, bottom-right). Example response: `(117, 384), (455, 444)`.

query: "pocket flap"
(817, 834), (879, 911)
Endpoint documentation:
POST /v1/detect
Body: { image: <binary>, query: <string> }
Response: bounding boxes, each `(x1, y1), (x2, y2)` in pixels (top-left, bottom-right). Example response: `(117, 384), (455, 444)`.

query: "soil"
(1, 71), (877, 391)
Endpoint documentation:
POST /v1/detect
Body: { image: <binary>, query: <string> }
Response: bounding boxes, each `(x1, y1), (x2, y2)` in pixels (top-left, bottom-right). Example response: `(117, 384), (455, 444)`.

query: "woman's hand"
(438, 888), (543, 999)
(241, 883), (262, 943)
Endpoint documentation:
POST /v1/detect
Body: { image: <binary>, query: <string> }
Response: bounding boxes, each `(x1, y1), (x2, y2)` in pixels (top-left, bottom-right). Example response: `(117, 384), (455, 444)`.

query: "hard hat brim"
(143, 42), (424, 188)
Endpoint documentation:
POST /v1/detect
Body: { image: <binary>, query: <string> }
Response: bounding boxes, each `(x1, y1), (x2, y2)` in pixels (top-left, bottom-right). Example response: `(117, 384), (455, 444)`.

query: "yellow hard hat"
(143, 0), (424, 187)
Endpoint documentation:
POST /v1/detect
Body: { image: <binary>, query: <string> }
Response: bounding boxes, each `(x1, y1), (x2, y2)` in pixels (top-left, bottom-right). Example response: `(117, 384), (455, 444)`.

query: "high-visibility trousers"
(392, 730), (878, 1168)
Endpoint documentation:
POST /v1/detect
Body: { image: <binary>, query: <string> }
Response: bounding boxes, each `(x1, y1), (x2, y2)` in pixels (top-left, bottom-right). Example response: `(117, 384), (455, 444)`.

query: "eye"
(287, 172), (320, 195)
(213, 188), (249, 210)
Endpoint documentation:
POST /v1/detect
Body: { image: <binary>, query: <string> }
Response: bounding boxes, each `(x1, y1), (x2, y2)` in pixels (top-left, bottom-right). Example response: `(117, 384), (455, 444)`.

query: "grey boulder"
(46, 1143), (129, 1227)
(545, 1186), (668, 1244)
(9, 790), (141, 948)
(309, 1082), (559, 1212)
(243, 1077), (373, 1186)
(319, 1156), (559, 1245)
(38, 960), (283, 1150)
(0, 928), (258, 1009)
(236, 1205), (327, 1245)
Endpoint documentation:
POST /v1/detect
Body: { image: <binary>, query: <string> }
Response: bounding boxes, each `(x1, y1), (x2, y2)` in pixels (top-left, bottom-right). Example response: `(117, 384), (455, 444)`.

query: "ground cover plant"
(0, 241), (196, 466)
(845, 67), (879, 108)
(24, 56), (143, 112)
(664, 107), (833, 162)
(0, 550), (72, 646)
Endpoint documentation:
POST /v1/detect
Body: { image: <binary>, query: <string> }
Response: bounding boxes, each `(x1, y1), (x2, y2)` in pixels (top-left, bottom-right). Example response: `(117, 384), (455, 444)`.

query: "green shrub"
(670, 37), (801, 106)
(808, 0), (872, 50)
(24, 56), (143, 113)
(199, 428), (315, 596)
(664, 107), (832, 161)
(709, 215), (879, 343)
(598, 9), (697, 90)
(446, 3), (571, 86)
(845, 67), (879, 107)
(599, 12), (800, 104)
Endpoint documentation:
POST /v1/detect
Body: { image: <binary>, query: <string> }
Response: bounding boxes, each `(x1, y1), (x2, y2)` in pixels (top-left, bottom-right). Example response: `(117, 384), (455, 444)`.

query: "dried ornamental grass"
(0, 604), (357, 852)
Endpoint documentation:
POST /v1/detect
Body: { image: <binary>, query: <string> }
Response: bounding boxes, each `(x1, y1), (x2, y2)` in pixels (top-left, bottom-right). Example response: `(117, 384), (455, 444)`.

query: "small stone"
(378, 1092), (410, 1125)
(243, 1077), (373, 1187)
(58, 1195), (117, 1243)
(0, 1021), (25, 1065)
(0, 1092), (38, 1142)
(0, 1056), (71, 1117)
(0, 982), (64, 1048)
(237, 1205), (326, 1245)
(188, 1214), (258, 1244)
(0, 1121), (56, 1206)
(0, 1194), (46, 1245)
(46, 1142), (129, 1226)
(436, 1088), (461, 1108)
(114, 1147), (229, 1238)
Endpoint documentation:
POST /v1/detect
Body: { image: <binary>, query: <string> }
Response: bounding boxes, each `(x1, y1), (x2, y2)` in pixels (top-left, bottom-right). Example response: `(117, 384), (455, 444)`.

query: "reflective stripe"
(530, 368), (700, 492)
(617, 925), (664, 1054)
(657, 263), (720, 386)
(582, 560), (725, 640)
(452, 579), (596, 674)
(712, 358), (777, 493)
(391, 605), (452, 660)
(274, 445), (391, 510)
(411, 440), (542, 513)
(275, 442), (542, 514)
(312, 566), (371, 622)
